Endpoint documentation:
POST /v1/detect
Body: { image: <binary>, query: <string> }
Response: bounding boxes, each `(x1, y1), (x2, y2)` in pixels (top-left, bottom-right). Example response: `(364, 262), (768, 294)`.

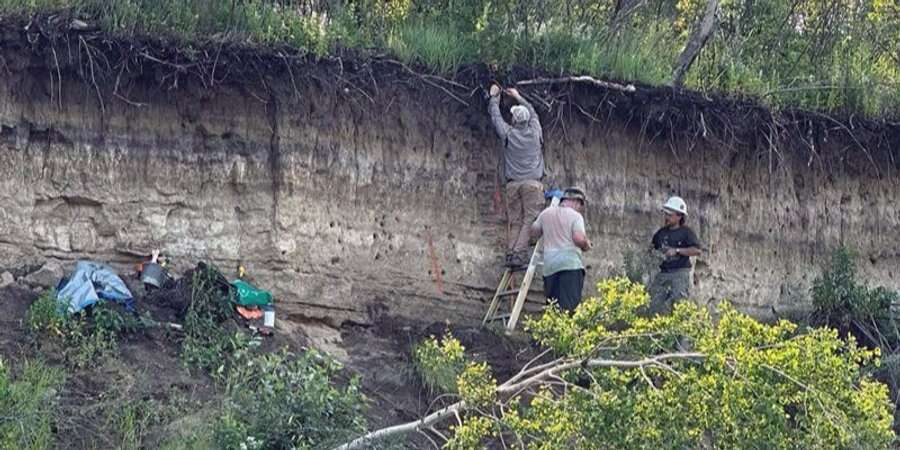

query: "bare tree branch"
(517, 76), (636, 93)
(333, 401), (467, 450)
(332, 352), (704, 450)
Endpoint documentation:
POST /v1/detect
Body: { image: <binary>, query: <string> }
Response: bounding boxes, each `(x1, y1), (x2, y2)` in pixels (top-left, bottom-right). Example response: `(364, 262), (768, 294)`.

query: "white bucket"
(263, 309), (275, 328)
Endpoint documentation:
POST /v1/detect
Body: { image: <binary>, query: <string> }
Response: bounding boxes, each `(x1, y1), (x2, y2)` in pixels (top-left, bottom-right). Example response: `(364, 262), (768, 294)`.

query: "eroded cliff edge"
(2, 19), (900, 337)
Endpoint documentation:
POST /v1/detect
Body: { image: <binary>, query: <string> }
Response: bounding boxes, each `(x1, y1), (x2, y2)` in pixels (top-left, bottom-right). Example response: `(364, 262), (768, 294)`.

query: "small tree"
(337, 278), (896, 449)
(811, 247), (899, 349)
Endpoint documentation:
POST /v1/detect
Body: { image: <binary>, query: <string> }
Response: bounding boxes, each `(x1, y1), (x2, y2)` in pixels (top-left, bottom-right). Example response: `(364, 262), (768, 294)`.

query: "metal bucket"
(141, 263), (166, 288)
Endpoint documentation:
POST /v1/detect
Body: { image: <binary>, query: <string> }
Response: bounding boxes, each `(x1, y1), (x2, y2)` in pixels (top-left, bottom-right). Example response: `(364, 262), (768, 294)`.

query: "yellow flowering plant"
(339, 277), (896, 450)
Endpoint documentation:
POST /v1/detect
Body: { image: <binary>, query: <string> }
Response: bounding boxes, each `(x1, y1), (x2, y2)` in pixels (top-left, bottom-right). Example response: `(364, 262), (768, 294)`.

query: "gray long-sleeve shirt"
(489, 96), (544, 182)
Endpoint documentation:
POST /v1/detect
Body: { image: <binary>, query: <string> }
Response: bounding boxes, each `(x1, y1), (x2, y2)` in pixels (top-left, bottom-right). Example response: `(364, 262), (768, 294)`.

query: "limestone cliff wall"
(2, 29), (899, 329)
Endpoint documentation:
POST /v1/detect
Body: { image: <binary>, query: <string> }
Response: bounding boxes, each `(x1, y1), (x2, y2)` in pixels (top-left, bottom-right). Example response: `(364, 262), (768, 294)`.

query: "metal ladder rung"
(498, 287), (544, 297)
(508, 261), (542, 273)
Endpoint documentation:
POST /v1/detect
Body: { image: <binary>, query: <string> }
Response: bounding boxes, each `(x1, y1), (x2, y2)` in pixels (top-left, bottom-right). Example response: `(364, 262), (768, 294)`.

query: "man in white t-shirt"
(530, 187), (592, 311)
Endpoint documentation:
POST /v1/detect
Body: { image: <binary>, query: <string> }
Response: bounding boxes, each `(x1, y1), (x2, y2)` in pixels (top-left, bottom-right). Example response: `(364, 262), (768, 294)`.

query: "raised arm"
(488, 85), (511, 141)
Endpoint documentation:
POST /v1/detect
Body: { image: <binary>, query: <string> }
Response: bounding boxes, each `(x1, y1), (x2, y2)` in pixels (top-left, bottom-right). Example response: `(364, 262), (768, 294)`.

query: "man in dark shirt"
(648, 196), (701, 315)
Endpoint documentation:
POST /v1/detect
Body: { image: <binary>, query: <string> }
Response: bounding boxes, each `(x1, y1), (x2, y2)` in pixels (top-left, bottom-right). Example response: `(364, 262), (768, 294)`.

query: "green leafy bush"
(413, 332), (467, 394)
(811, 247), (900, 428)
(375, 278), (896, 449)
(63, 315), (118, 368)
(215, 349), (367, 450)
(811, 247), (899, 345)
(26, 292), (133, 368)
(180, 264), (241, 371)
(25, 290), (65, 334)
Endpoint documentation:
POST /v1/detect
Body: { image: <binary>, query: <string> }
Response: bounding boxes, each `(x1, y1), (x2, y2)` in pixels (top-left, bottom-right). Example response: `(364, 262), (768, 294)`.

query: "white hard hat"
(662, 196), (688, 216)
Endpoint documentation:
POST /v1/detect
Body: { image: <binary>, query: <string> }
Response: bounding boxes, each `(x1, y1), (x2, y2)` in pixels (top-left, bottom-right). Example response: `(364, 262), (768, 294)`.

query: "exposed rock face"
(1, 32), (898, 332)
(21, 261), (63, 289)
(0, 272), (14, 288)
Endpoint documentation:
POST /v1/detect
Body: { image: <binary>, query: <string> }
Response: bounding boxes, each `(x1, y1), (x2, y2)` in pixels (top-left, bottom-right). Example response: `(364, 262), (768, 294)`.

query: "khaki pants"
(505, 179), (544, 255)
(647, 268), (692, 316)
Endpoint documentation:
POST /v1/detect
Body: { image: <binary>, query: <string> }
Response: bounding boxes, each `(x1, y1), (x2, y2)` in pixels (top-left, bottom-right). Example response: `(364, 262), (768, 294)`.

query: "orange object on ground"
(236, 306), (263, 320)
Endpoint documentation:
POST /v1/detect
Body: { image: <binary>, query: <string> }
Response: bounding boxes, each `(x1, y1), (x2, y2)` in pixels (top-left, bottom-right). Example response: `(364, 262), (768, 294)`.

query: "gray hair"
(511, 105), (530, 124)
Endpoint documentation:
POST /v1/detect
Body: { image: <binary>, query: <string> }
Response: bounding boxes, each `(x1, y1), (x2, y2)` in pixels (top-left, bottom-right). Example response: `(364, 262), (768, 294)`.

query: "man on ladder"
(487, 84), (544, 268)
(482, 187), (591, 332)
(530, 187), (592, 311)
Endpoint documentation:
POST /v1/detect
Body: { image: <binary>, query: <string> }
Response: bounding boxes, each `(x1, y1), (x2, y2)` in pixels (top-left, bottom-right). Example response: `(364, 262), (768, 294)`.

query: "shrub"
(180, 263), (241, 371)
(413, 332), (467, 394)
(215, 349), (367, 450)
(26, 292), (131, 368)
(25, 290), (65, 334)
(811, 246), (899, 346)
(63, 315), (118, 368)
(352, 278), (896, 449)
(811, 247), (900, 429)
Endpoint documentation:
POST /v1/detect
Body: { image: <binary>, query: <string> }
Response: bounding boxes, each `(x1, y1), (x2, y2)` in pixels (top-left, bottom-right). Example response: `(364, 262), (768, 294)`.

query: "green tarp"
(231, 279), (273, 306)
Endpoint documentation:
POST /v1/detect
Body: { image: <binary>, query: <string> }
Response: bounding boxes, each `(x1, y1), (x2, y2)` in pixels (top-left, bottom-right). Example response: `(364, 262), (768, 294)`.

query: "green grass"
(0, 0), (898, 116)
(388, 21), (477, 74)
(26, 293), (133, 369)
(0, 359), (64, 450)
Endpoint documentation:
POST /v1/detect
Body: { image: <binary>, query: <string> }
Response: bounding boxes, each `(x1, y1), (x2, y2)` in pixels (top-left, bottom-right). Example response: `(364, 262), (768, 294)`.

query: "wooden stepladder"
(482, 197), (559, 332)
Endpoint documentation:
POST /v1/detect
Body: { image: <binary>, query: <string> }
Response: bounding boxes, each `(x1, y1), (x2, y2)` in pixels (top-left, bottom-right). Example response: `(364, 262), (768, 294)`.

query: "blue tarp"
(56, 261), (134, 313)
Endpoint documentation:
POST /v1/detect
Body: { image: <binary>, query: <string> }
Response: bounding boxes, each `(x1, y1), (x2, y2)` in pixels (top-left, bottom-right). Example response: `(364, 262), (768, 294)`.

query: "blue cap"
(544, 188), (564, 200)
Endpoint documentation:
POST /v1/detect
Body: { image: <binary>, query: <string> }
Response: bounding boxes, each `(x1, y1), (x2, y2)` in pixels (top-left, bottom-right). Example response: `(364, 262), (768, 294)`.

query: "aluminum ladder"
(482, 196), (558, 332)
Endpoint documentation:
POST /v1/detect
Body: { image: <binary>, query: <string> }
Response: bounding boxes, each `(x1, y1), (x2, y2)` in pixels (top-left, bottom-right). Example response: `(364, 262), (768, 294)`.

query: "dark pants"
(544, 269), (585, 312)
(647, 268), (692, 316)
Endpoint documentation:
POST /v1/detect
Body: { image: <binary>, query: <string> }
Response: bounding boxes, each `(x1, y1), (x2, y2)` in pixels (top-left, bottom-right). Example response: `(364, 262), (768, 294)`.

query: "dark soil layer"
(340, 312), (544, 432)
(2, 12), (899, 178)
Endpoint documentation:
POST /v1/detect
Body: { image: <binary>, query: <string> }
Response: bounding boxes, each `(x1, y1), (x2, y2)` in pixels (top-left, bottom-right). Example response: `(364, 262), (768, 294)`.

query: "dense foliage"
(177, 264), (370, 450)
(1, 0), (898, 115)
(26, 290), (140, 368)
(415, 278), (896, 449)
(811, 247), (900, 427)
(216, 349), (367, 450)
(413, 331), (468, 394)
(812, 247), (899, 341)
